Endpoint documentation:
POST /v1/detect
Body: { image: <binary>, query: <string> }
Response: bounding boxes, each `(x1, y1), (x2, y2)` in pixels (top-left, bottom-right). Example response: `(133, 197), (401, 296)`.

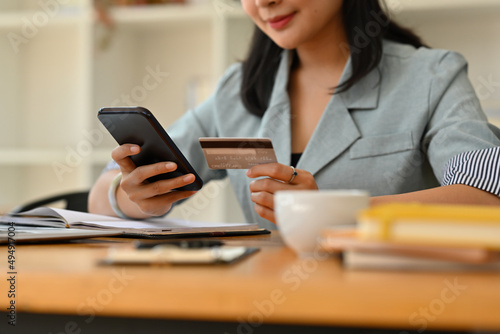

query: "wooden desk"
(1, 232), (499, 333)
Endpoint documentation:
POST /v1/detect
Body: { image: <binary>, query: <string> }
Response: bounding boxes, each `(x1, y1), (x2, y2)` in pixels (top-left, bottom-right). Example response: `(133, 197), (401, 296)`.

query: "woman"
(89, 0), (500, 229)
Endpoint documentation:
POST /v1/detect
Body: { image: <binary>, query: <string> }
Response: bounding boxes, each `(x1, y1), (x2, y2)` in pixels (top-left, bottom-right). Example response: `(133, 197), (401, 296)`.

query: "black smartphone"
(97, 106), (203, 191)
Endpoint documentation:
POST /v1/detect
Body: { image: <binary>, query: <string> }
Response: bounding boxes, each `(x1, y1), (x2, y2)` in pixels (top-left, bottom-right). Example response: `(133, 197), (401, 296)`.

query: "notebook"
(0, 226), (122, 244)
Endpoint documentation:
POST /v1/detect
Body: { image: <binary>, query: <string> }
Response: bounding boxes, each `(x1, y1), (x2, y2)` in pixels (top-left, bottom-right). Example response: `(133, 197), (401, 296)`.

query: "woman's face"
(241, 0), (344, 50)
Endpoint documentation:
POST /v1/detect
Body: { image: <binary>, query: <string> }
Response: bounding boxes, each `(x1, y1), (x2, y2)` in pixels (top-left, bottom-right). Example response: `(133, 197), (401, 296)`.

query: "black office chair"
(9, 191), (89, 214)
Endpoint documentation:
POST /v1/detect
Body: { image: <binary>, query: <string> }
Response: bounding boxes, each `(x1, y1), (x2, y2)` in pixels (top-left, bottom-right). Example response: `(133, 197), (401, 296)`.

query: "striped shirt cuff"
(442, 147), (500, 196)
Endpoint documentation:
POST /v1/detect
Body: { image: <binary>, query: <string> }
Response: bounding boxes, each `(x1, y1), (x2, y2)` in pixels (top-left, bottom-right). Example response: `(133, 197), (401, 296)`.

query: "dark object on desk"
(10, 191), (89, 214)
(135, 239), (224, 249)
(138, 228), (271, 239)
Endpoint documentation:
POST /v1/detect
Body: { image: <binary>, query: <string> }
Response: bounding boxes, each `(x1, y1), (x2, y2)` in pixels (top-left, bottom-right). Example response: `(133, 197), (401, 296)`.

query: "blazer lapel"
(259, 50), (382, 174)
(297, 60), (381, 176)
(259, 50), (293, 165)
(296, 94), (360, 175)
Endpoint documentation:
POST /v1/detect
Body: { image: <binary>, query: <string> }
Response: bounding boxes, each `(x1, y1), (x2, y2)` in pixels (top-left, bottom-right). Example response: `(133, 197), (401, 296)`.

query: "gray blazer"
(147, 41), (500, 229)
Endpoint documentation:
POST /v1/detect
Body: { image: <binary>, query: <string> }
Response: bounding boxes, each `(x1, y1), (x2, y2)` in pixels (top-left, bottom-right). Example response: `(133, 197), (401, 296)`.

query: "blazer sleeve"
(422, 51), (500, 184)
(167, 94), (227, 184)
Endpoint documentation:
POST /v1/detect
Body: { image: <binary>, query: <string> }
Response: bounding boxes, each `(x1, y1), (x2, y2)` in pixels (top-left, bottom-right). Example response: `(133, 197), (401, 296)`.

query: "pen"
(135, 240), (224, 249)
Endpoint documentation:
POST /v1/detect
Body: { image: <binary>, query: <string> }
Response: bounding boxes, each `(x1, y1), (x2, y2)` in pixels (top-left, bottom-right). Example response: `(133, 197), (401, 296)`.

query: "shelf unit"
(0, 0), (93, 213)
(0, 0), (254, 222)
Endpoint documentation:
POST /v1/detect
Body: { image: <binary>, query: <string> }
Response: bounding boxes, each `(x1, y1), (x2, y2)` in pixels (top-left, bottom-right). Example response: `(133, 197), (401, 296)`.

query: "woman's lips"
(268, 13), (296, 30)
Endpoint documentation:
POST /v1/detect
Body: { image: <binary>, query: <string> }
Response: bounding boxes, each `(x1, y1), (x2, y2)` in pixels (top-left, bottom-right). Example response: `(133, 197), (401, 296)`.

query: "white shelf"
(387, 0), (500, 13)
(0, 1), (241, 31)
(108, 2), (246, 30)
(0, 148), (125, 166)
(0, 10), (88, 30)
(0, 149), (112, 165)
(109, 4), (211, 28)
(0, 149), (67, 165)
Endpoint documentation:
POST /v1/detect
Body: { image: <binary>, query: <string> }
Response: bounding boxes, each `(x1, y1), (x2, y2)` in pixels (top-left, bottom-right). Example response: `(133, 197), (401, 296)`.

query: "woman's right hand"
(112, 144), (198, 218)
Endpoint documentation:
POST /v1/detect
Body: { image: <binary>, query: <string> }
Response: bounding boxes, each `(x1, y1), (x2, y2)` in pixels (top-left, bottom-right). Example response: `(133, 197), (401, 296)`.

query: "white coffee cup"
(275, 190), (370, 257)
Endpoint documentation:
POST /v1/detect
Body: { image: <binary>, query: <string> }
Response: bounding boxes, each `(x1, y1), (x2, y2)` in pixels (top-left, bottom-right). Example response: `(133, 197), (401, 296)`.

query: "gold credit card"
(199, 138), (278, 169)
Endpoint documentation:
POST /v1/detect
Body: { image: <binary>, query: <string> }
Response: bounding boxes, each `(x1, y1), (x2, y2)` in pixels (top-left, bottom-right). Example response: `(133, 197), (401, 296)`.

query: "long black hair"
(241, 0), (426, 117)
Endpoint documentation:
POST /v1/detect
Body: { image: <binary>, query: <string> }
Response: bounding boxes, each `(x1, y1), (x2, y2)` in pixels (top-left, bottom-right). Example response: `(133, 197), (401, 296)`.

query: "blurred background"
(0, 0), (499, 222)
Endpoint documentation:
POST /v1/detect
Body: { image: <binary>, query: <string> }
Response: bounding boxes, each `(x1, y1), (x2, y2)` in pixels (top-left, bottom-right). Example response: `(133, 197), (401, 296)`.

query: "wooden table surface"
(1, 232), (499, 332)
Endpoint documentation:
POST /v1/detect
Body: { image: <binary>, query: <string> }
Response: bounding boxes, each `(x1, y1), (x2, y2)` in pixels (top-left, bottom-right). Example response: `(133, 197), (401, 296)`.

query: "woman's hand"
(112, 144), (198, 218)
(246, 163), (318, 224)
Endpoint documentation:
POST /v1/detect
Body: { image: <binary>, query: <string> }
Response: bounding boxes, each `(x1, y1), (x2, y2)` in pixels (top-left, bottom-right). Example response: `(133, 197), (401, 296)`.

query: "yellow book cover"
(358, 203), (500, 250)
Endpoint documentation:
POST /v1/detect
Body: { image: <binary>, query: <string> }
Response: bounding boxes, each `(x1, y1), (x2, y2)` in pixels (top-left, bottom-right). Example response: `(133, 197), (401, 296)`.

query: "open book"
(0, 207), (269, 238)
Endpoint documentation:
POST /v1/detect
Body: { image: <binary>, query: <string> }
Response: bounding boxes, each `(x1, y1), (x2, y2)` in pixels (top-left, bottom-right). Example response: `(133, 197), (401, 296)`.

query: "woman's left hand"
(246, 163), (318, 224)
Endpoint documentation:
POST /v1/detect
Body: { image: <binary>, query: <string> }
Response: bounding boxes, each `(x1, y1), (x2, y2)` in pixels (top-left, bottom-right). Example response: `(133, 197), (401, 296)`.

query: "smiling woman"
(240, 0), (425, 117)
(89, 0), (500, 229)
(267, 13), (295, 30)
(241, 0), (344, 50)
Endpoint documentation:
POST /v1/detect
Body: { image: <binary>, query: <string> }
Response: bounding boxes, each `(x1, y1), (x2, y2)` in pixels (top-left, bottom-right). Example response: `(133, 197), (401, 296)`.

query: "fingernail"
(183, 174), (194, 182)
(165, 162), (176, 170)
(130, 146), (140, 153)
(246, 170), (252, 177)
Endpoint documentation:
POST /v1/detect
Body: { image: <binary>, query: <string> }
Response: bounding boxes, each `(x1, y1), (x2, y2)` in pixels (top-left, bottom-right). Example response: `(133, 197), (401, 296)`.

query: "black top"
(291, 153), (302, 167)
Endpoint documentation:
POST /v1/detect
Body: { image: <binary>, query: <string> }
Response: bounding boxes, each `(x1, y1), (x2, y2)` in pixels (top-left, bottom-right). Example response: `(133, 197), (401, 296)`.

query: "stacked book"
(319, 203), (500, 271)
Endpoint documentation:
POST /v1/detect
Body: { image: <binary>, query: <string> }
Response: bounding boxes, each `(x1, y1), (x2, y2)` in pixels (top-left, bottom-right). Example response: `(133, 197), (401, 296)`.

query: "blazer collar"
(340, 56), (381, 110)
(260, 50), (382, 175)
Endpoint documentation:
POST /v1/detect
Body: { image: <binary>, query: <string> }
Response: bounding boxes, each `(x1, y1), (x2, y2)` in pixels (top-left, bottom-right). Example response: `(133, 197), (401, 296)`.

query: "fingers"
(110, 143), (199, 218)
(111, 144), (140, 173)
(250, 191), (275, 210)
(247, 163), (318, 224)
(249, 177), (287, 195)
(134, 191), (197, 217)
(250, 187), (277, 224)
(121, 173), (197, 217)
(253, 203), (276, 225)
(111, 144), (188, 186)
(128, 162), (179, 185)
(248, 164), (318, 190)
(247, 163), (296, 183)
(122, 173), (196, 201)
